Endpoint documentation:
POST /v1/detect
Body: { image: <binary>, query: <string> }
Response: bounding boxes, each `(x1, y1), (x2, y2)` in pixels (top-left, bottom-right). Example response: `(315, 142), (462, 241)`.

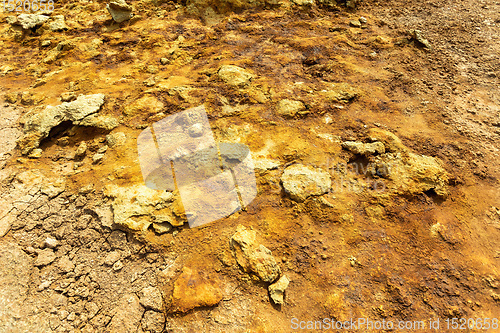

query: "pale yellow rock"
(322, 83), (361, 103)
(367, 129), (449, 197)
(281, 164), (332, 202)
(276, 99), (308, 118)
(269, 275), (290, 304)
(105, 184), (178, 231)
(218, 65), (254, 88)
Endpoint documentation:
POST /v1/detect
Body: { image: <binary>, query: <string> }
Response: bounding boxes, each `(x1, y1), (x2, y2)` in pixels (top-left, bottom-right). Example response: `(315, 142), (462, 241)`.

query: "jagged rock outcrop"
(17, 94), (106, 155)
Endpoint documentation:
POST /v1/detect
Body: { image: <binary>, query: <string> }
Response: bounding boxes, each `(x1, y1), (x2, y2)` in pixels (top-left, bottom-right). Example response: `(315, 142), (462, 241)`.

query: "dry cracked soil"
(0, 0), (499, 332)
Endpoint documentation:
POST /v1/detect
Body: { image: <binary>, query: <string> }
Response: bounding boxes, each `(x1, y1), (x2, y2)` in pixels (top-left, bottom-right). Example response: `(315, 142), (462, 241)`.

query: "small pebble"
(44, 237), (59, 249)
(28, 148), (43, 158)
(97, 145), (108, 154)
(113, 260), (124, 271)
(93, 153), (104, 164)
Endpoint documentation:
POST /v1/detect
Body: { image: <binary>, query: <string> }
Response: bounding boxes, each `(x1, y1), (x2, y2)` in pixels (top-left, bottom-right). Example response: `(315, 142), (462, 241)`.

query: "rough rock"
(322, 83), (360, 103)
(4, 92), (17, 104)
(411, 29), (432, 50)
(0, 215), (12, 238)
(139, 286), (164, 312)
(292, 0), (314, 6)
(170, 266), (223, 313)
(106, 0), (133, 23)
(342, 141), (385, 155)
(350, 19), (362, 28)
(185, 0), (278, 20)
(368, 128), (407, 152)
(230, 225), (281, 283)
(15, 14), (49, 30)
(34, 248), (57, 267)
(281, 164), (332, 202)
(113, 260), (124, 271)
(74, 141), (87, 159)
(28, 148), (43, 158)
(40, 178), (66, 198)
(47, 15), (67, 31)
(151, 222), (172, 234)
(218, 65), (254, 88)
(60, 92), (77, 102)
(346, 0), (360, 8)
(20, 91), (34, 105)
(269, 275), (290, 304)
(104, 251), (121, 266)
(43, 236), (58, 249)
(104, 184), (177, 232)
(368, 129), (449, 196)
(57, 256), (75, 273)
(107, 293), (144, 332)
(141, 310), (165, 333)
(92, 153), (105, 164)
(18, 94), (105, 155)
(372, 152), (449, 196)
(77, 114), (119, 130)
(106, 132), (127, 147)
(276, 99), (308, 117)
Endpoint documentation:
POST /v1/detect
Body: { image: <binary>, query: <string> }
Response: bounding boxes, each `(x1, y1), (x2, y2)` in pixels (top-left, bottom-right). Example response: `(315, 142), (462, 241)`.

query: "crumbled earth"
(1, 0), (499, 332)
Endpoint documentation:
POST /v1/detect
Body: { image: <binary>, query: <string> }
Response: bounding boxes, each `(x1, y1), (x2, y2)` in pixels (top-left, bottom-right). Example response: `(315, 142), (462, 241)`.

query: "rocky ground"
(0, 0), (499, 332)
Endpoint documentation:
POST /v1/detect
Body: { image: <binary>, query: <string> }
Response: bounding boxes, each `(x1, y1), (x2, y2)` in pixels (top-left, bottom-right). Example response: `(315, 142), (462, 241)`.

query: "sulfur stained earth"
(0, 0), (499, 332)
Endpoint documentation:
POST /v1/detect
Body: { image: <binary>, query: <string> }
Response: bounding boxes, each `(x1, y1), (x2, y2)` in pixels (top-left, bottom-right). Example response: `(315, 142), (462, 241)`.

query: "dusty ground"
(0, 0), (499, 332)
